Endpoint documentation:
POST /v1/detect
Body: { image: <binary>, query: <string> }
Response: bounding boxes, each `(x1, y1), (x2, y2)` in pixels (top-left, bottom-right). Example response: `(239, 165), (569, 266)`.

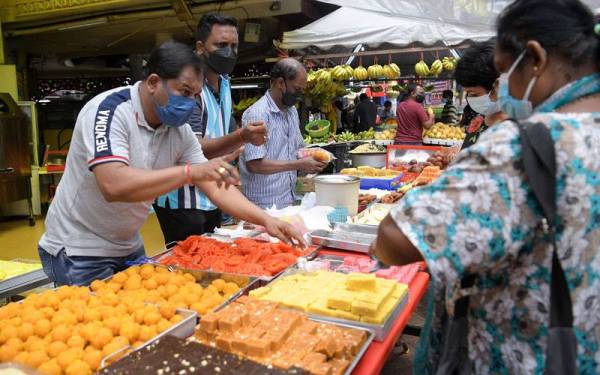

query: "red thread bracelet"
(185, 163), (192, 185)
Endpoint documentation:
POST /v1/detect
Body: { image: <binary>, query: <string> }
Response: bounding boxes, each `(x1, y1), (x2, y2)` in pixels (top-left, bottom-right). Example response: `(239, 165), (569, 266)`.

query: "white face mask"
(466, 93), (501, 116)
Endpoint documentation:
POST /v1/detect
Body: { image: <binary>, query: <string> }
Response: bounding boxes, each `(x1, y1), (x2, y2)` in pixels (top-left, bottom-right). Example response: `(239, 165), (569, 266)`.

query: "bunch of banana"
(233, 96), (260, 113)
(356, 128), (376, 140)
(335, 131), (355, 142)
(442, 57), (457, 71)
(430, 59), (443, 76)
(367, 64), (384, 79)
(353, 65), (368, 81)
(307, 69), (335, 96)
(331, 65), (354, 81)
(383, 63), (401, 79)
(415, 60), (430, 76)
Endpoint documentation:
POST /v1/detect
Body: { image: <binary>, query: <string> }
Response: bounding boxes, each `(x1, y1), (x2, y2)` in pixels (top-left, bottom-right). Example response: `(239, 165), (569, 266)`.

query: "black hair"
(455, 40), (498, 91)
(497, 0), (599, 70)
(144, 41), (204, 80)
(384, 100), (392, 107)
(359, 93), (369, 101)
(196, 13), (238, 42)
(442, 90), (453, 100)
(270, 58), (304, 82)
(399, 84), (418, 102)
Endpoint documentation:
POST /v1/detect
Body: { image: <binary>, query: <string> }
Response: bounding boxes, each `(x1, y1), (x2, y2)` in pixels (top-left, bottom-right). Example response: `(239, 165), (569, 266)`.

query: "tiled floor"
(0, 213), (166, 261)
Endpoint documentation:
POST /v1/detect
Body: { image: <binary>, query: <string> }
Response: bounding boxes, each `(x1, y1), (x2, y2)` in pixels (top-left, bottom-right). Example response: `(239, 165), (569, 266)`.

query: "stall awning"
(280, 1), (496, 50)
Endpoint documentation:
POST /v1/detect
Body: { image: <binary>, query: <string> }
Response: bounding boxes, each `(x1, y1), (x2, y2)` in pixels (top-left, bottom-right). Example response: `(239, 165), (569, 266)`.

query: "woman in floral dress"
(371, 0), (600, 373)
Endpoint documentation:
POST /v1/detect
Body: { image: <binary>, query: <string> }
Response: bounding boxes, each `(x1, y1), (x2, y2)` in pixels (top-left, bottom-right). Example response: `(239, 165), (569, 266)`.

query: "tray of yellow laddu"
(246, 269), (408, 341)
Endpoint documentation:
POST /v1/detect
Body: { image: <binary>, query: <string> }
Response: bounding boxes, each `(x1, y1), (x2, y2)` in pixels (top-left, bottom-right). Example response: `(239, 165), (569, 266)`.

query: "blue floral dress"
(390, 74), (600, 374)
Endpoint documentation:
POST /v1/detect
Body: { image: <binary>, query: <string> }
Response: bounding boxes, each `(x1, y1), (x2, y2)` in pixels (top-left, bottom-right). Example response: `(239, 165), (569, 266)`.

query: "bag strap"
(518, 121), (573, 329)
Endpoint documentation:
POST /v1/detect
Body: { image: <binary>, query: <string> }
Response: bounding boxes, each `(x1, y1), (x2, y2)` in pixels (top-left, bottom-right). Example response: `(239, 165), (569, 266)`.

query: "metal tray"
(152, 238), (319, 281)
(204, 288), (374, 375)
(101, 307), (197, 368)
(240, 275), (408, 342)
(310, 223), (377, 253)
(0, 259), (51, 300)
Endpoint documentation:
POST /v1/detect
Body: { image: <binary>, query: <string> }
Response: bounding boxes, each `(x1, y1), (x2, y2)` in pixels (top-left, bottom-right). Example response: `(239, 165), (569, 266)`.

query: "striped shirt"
(239, 91), (304, 209)
(155, 76), (232, 210)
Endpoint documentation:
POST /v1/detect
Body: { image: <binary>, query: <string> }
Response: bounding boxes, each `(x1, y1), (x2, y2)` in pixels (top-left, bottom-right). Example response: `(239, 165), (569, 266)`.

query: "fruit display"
(423, 123), (465, 141)
(233, 96), (259, 114)
(335, 130), (355, 142)
(306, 69), (346, 114)
(340, 166), (399, 178)
(367, 64), (383, 80)
(355, 128), (376, 140)
(382, 63), (401, 79)
(442, 56), (457, 71)
(374, 129), (396, 140)
(100, 334), (306, 375)
(352, 65), (368, 81)
(196, 295), (368, 374)
(349, 204), (392, 225)
(429, 59), (443, 76)
(160, 236), (312, 277)
(90, 264), (241, 316)
(330, 65), (354, 81)
(414, 60), (430, 77)
(0, 260), (42, 281)
(0, 285), (184, 374)
(349, 143), (386, 154)
(249, 271), (407, 325)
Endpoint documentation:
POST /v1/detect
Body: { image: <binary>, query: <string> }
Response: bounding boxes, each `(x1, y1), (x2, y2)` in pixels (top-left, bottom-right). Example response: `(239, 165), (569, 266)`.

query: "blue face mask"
(498, 50), (538, 120)
(155, 83), (196, 127)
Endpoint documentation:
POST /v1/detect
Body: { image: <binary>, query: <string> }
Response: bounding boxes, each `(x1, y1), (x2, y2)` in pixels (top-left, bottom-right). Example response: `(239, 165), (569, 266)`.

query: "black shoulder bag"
(434, 121), (577, 375)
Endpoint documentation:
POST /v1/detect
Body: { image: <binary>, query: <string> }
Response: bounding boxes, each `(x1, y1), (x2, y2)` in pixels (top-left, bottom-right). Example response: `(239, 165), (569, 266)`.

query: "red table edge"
(315, 249), (430, 375)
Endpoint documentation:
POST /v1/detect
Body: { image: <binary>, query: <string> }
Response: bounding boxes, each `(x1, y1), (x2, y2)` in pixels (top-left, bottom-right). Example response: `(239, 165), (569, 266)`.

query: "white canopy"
(281, 0), (600, 50)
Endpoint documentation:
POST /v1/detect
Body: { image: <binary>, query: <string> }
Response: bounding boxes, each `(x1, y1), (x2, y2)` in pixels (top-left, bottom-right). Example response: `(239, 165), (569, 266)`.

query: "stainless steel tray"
(310, 223), (377, 253)
(241, 275), (408, 342)
(152, 238), (319, 281)
(0, 259), (51, 300)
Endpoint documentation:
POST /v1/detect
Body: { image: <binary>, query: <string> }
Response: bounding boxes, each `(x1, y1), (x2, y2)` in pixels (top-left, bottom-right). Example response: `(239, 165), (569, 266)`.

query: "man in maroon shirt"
(394, 84), (434, 145)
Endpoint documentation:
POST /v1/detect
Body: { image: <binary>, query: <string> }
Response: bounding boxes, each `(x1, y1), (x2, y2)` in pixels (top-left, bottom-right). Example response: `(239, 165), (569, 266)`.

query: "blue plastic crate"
(359, 175), (403, 191)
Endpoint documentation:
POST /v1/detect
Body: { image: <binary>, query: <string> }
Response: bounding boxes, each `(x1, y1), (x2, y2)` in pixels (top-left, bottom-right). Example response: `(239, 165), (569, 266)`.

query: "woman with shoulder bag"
(371, 0), (600, 373)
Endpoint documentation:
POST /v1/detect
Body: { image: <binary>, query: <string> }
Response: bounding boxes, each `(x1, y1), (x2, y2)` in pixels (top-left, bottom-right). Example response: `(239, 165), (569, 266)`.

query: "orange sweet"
(34, 319), (52, 337)
(38, 359), (62, 375)
(83, 349), (103, 371)
(119, 321), (140, 342)
(47, 341), (68, 358)
(65, 359), (92, 375)
(27, 349), (49, 368)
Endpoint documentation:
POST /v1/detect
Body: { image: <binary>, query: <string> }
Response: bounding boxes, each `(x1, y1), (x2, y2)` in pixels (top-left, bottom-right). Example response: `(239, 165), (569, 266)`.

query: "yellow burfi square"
(249, 286), (271, 298)
(345, 273), (376, 291)
(360, 295), (400, 324)
(351, 299), (379, 318)
(391, 283), (409, 300)
(332, 309), (361, 321)
(307, 299), (337, 318)
(327, 291), (354, 311)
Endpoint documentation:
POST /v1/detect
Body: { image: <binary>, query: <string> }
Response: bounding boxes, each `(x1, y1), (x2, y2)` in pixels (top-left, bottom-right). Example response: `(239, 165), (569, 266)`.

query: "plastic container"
(305, 119), (331, 138)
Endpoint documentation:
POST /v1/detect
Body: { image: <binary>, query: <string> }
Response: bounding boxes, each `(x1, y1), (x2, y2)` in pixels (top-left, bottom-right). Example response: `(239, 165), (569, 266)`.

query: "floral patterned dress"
(391, 74), (600, 374)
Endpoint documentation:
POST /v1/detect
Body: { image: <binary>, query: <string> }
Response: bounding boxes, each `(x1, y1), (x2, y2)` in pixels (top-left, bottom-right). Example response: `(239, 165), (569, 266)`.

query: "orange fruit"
(38, 359), (62, 375)
(34, 319), (52, 337)
(83, 349), (103, 371)
(47, 340), (69, 358)
(65, 359), (92, 375)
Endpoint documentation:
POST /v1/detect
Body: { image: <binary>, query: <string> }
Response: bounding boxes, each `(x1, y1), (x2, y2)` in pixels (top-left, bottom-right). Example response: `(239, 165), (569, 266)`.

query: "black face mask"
(415, 94), (425, 103)
(282, 80), (303, 107)
(204, 46), (237, 75)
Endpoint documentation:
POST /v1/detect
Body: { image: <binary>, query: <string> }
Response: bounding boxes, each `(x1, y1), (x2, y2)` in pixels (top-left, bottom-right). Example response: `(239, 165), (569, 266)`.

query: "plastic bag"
(297, 147), (335, 163)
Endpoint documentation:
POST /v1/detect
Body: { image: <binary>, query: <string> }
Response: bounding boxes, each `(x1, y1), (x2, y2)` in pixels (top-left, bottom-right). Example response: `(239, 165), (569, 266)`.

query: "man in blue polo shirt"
(37, 41), (302, 286)
(154, 13), (267, 243)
